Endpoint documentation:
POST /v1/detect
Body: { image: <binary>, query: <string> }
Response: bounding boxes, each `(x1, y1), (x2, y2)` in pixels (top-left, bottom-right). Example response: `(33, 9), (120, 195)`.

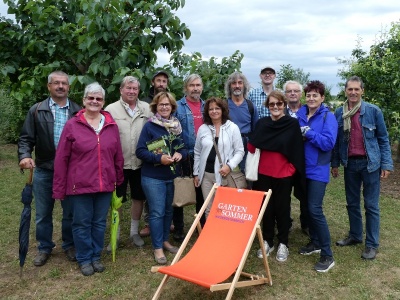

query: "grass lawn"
(0, 144), (399, 300)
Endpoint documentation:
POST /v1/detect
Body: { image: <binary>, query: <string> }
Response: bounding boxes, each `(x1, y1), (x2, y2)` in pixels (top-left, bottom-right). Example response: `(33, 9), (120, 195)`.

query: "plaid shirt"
(248, 87), (270, 118)
(50, 98), (70, 148)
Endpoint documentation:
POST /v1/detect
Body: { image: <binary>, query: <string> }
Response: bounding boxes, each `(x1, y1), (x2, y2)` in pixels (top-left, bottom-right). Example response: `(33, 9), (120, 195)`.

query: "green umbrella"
(110, 190), (122, 262)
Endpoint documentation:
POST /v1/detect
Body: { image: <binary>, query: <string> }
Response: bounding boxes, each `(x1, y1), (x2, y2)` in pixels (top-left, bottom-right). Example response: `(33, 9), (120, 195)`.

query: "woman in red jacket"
(53, 82), (124, 276)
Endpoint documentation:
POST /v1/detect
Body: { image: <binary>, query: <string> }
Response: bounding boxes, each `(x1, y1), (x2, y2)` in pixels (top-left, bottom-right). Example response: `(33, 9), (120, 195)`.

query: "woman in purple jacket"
(53, 82), (124, 276)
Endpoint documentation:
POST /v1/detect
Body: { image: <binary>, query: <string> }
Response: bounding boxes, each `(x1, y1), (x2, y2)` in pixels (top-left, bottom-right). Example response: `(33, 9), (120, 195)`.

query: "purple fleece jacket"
(52, 109), (124, 199)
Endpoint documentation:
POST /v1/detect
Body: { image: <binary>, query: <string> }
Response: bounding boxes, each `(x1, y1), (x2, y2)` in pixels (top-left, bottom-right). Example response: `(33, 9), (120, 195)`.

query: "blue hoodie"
(296, 104), (338, 183)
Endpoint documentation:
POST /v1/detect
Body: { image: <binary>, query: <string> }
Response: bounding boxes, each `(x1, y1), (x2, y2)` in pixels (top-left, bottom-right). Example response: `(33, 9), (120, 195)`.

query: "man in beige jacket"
(105, 76), (152, 247)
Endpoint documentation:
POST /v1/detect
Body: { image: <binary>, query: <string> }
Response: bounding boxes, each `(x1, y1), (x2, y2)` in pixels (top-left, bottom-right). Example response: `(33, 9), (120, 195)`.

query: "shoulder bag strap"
(209, 127), (223, 168)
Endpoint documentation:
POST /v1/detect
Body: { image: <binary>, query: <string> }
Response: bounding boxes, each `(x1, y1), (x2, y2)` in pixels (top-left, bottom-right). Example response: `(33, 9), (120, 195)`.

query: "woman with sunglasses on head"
(248, 90), (305, 263)
(53, 82), (124, 276)
(296, 80), (338, 272)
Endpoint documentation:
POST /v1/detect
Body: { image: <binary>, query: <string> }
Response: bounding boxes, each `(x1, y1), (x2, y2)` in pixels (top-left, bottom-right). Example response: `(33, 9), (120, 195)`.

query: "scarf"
(248, 115), (306, 201)
(342, 100), (362, 141)
(148, 113), (182, 135)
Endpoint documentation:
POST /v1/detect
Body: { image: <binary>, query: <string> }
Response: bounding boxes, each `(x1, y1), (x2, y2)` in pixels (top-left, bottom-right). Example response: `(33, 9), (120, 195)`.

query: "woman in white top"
(193, 97), (244, 217)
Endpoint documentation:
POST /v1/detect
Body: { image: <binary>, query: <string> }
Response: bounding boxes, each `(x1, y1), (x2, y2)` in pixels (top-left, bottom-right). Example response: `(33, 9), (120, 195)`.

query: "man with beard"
(283, 80), (303, 118)
(142, 70), (169, 104)
(225, 72), (259, 173)
(248, 66), (277, 118)
(174, 74), (206, 237)
(18, 70), (81, 266)
(105, 76), (152, 248)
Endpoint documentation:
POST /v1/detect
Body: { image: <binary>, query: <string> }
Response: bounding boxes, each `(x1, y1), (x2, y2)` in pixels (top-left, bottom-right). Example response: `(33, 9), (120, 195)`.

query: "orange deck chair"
(151, 184), (272, 300)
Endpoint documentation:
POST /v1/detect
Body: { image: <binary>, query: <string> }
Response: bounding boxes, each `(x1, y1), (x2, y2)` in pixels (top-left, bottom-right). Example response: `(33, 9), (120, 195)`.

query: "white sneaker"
(276, 243), (289, 262)
(257, 240), (274, 258)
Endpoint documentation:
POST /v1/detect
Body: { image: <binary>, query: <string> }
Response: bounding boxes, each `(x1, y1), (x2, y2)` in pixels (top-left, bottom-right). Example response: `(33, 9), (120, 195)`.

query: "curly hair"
(203, 97), (230, 125)
(149, 92), (177, 114)
(224, 71), (250, 99)
(304, 80), (325, 96)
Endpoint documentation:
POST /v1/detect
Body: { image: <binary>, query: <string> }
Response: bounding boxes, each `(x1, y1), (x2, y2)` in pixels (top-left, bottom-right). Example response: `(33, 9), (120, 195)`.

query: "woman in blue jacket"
(136, 92), (187, 265)
(296, 80), (338, 273)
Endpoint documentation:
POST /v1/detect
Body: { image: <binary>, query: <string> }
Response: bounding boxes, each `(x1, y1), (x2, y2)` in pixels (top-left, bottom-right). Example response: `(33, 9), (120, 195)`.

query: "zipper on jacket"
(97, 135), (104, 191)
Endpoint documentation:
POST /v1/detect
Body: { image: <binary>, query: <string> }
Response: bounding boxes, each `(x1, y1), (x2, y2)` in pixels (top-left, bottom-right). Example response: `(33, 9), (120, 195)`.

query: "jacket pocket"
(363, 124), (376, 139)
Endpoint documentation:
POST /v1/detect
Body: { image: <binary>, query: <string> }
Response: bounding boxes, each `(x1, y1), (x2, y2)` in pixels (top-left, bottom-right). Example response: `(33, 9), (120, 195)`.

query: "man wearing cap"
(142, 70), (169, 104)
(248, 66), (277, 119)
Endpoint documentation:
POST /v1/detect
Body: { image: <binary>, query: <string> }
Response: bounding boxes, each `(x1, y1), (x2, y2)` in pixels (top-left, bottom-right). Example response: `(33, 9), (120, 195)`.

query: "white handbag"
(245, 148), (260, 181)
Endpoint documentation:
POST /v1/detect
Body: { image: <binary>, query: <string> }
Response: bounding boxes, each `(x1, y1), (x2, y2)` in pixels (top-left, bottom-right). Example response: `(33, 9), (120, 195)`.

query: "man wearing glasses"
(18, 70), (81, 266)
(248, 66), (277, 118)
(283, 80), (303, 118)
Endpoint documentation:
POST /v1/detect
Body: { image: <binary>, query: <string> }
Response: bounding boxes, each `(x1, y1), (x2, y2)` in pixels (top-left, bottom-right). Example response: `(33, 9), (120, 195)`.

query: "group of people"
(18, 67), (393, 276)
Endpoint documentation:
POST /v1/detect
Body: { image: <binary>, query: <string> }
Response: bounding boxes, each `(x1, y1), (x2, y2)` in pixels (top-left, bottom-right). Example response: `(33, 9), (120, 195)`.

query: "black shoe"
(80, 263), (94, 276)
(299, 241), (321, 255)
(64, 247), (77, 262)
(173, 230), (185, 243)
(314, 256), (335, 272)
(92, 260), (105, 272)
(336, 236), (362, 246)
(33, 252), (50, 266)
(301, 227), (309, 237)
(361, 247), (377, 260)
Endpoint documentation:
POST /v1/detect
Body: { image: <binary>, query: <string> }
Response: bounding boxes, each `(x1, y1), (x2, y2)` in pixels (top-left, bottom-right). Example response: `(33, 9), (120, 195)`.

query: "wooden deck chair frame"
(151, 184), (273, 300)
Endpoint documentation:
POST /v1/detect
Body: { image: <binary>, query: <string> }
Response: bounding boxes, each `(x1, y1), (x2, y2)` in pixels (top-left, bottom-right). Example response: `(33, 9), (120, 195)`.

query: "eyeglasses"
(86, 96), (104, 102)
(262, 72), (275, 76)
(158, 103), (171, 108)
(285, 90), (301, 94)
(49, 81), (69, 86)
(268, 102), (284, 108)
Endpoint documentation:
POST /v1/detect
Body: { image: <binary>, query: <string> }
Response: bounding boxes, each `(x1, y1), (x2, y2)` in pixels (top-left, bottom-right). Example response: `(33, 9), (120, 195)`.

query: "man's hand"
(331, 167), (339, 178)
(193, 176), (200, 187)
(19, 158), (35, 169)
(381, 170), (391, 179)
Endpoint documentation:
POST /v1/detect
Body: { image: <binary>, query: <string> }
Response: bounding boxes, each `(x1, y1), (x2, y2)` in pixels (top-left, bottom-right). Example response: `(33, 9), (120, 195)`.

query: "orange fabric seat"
(152, 185), (272, 300)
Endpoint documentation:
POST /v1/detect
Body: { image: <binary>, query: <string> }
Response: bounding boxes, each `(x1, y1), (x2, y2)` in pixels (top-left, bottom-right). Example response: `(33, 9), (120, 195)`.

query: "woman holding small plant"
(136, 92), (187, 265)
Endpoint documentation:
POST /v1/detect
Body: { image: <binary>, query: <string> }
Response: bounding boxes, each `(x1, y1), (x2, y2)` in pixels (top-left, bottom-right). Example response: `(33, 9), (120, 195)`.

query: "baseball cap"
(152, 70), (169, 80)
(260, 66), (276, 74)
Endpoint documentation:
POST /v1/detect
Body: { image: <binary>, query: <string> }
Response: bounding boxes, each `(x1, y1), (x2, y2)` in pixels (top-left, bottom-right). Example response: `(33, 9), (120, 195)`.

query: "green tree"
(275, 64), (310, 89)
(168, 50), (244, 99)
(337, 21), (400, 160)
(0, 0), (190, 141)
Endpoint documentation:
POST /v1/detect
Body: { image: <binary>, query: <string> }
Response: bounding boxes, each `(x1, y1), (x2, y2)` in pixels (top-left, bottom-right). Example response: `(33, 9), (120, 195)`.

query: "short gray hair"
(48, 71), (69, 83)
(345, 76), (364, 90)
(84, 82), (105, 98)
(120, 76), (141, 89)
(283, 80), (303, 93)
(183, 74), (203, 94)
(224, 71), (250, 99)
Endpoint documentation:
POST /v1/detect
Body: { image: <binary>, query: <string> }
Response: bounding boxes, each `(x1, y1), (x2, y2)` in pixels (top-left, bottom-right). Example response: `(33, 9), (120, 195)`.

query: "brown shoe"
(33, 252), (50, 266)
(139, 224), (150, 237)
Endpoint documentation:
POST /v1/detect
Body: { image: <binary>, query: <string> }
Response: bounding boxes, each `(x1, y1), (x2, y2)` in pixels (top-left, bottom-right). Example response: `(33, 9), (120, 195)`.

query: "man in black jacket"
(18, 70), (81, 266)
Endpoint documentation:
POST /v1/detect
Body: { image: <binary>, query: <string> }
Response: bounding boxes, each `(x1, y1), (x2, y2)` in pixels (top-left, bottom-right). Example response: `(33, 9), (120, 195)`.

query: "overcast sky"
(1, 1), (399, 95)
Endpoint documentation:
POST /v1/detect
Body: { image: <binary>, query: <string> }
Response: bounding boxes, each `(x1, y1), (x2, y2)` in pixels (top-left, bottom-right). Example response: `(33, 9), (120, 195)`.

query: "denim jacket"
(174, 96), (205, 155)
(331, 101), (393, 173)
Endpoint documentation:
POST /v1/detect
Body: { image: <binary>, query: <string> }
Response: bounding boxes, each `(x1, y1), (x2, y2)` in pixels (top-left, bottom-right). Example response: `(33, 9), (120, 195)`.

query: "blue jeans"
(70, 192), (111, 266)
(307, 179), (333, 257)
(33, 167), (74, 253)
(344, 158), (380, 248)
(141, 175), (174, 249)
